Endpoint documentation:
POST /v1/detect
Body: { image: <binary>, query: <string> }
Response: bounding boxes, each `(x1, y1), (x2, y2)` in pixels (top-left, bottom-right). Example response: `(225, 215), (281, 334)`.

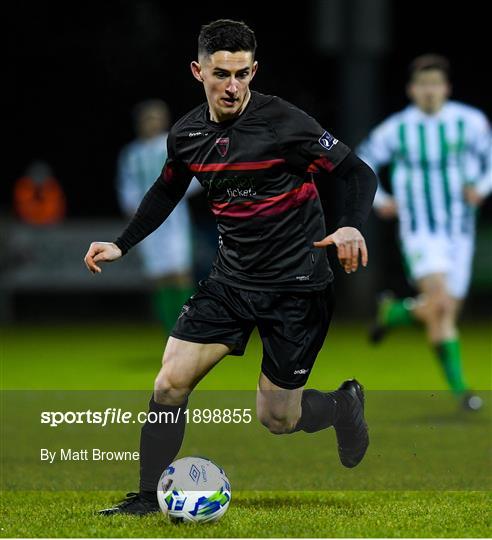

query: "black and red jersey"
(114, 91), (377, 291)
(161, 91), (350, 291)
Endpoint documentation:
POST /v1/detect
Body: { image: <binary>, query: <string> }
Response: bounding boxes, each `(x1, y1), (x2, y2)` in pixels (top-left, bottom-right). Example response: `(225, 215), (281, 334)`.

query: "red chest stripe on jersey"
(162, 164), (174, 183)
(188, 159), (286, 172)
(210, 182), (318, 218)
(307, 156), (335, 173)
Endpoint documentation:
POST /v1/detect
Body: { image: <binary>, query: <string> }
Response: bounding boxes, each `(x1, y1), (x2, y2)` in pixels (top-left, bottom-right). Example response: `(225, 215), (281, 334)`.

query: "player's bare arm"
(314, 227), (368, 274)
(84, 242), (122, 274)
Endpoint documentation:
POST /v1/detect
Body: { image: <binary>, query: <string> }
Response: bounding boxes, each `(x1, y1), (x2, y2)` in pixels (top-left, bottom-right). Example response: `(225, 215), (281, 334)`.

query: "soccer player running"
(85, 20), (377, 515)
(358, 54), (491, 411)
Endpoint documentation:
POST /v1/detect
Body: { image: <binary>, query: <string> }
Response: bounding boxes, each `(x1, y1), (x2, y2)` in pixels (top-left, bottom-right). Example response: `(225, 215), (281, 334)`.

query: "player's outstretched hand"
(84, 242), (122, 274)
(313, 227), (368, 274)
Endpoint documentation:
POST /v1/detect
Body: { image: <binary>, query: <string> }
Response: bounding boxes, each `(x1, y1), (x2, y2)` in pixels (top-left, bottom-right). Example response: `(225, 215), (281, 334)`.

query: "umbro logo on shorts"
(294, 368), (309, 375)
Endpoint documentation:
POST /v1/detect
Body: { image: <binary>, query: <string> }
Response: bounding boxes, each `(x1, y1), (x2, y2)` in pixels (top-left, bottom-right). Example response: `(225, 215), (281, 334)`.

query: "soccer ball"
(157, 457), (231, 523)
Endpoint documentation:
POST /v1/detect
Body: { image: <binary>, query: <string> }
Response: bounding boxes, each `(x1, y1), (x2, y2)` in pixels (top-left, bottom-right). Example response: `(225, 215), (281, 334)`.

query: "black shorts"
(171, 278), (334, 389)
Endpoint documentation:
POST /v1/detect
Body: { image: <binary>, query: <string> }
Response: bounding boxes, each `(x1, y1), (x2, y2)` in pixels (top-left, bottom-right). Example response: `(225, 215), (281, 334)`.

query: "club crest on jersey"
(215, 137), (230, 157)
(318, 131), (338, 150)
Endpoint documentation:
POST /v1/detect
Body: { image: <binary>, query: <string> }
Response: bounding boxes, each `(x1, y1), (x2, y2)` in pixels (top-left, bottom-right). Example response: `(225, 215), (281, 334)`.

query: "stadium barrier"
(0, 220), (146, 321)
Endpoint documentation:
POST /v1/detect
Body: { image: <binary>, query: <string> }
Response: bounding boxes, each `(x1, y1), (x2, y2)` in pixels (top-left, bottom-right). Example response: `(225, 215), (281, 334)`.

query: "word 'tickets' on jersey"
(163, 91), (350, 291)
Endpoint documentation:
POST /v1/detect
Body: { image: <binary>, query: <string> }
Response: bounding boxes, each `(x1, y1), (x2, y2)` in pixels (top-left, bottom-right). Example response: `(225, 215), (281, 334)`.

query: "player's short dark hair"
(198, 19), (257, 58)
(408, 54), (451, 81)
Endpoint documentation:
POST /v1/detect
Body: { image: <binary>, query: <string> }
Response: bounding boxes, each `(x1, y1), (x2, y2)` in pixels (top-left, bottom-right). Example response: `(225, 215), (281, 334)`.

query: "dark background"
(4, 0), (491, 320)
(6, 0), (491, 216)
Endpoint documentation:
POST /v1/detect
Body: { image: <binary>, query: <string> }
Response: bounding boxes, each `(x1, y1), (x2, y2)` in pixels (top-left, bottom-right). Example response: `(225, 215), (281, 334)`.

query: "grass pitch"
(1, 490), (490, 538)
(1, 322), (491, 537)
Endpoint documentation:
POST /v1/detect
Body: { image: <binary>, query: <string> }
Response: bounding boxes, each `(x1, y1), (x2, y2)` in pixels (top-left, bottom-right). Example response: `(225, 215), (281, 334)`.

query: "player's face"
(407, 70), (450, 114)
(191, 51), (258, 122)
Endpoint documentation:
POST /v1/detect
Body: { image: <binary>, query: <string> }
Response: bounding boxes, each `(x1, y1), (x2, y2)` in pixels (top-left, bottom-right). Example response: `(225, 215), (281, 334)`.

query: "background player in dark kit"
(84, 19), (377, 515)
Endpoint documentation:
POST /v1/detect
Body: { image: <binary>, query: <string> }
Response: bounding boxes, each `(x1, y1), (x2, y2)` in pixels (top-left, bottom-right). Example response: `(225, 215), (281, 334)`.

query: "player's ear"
(250, 61), (259, 80)
(191, 61), (204, 83)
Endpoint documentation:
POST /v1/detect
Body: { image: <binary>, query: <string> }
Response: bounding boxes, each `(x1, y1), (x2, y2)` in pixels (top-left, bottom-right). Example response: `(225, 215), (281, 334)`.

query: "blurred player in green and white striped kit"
(358, 54), (491, 410)
(117, 100), (202, 334)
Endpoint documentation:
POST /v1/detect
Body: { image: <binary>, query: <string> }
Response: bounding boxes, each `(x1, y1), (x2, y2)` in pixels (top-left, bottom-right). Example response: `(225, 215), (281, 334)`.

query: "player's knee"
(153, 384), (189, 406)
(425, 292), (448, 321)
(433, 293), (453, 320)
(267, 418), (298, 435)
(154, 367), (191, 406)
(440, 296), (454, 318)
(257, 412), (298, 435)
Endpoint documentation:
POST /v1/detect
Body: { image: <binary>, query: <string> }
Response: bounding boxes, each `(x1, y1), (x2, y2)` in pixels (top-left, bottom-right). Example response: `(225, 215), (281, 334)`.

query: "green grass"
(1, 322), (491, 537)
(2, 322), (491, 390)
(1, 491), (490, 538)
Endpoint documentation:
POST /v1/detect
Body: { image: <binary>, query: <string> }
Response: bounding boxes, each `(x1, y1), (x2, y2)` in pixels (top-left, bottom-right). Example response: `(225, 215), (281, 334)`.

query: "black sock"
(294, 389), (342, 433)
(139, 395), (188, 495)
